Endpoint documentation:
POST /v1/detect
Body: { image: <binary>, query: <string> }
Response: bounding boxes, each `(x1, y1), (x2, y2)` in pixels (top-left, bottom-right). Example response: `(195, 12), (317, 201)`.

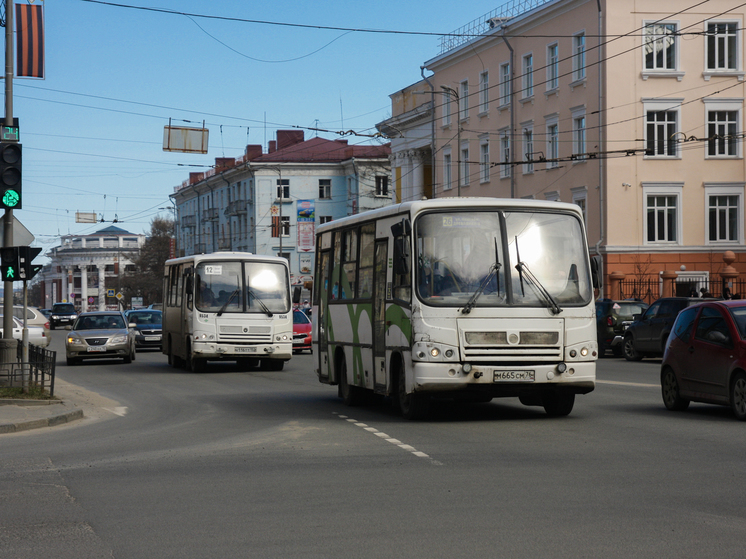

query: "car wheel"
(542, 392), (575, 417)
(338, 356), (364, 406)
(123, 350), (132, 364)
(131, 345), (136, 362)
(661, 367), (689, 411)
(623, 334), (642, 361)
(66, 357), (78, 366)
(612, 345), (623, 358)
(730, 371), (746, 421)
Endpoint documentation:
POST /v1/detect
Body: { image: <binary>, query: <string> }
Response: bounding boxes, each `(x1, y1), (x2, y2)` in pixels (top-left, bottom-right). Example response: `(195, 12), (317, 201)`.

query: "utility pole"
(1, 0), (15, 366)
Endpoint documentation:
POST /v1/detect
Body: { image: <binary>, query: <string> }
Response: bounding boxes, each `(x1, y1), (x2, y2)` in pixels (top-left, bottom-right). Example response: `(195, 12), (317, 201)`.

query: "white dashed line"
(597, 380), (659, 388)
(334, 412), (442, 465)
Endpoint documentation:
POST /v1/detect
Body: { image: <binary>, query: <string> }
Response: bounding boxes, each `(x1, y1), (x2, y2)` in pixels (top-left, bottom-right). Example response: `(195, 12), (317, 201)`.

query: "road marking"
(335, 413), (442, 465)
(597, 380), (659, 388)
(103, 407), (128, 416)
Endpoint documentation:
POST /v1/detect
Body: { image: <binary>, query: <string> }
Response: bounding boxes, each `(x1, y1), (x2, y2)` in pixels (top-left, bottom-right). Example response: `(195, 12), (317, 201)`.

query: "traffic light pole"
(1, 1), (16, 370)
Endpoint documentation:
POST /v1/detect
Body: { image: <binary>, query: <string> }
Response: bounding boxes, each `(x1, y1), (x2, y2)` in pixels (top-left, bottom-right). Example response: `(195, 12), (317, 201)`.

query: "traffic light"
(19, 246), (42, 281)
(0, 246), (20, 281)
(0, 142), (22, 210)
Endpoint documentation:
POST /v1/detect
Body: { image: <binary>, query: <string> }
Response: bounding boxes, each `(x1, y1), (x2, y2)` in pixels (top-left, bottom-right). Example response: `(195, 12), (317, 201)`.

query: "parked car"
(12, 305), (51, 339)
(39, 308), (52, 319)
(661, 300), (746, 420)
(65, 311), (136, 366)
(0, 315), (49, 348)
(595, 299), (648, 357)
(623, 297), (706, 361)
(50, 302), (78, 330)
(292, 309), (312, 353)
(124, 309), (162, 350)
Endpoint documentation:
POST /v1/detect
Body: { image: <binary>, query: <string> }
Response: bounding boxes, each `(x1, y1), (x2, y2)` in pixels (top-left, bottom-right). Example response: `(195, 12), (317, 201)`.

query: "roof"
(94, 225), (134, 235)
(252, 136), (390, 164)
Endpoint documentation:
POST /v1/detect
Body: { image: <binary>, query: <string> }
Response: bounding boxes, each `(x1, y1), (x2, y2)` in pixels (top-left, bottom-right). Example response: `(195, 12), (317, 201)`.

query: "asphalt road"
(2, 337), (745, 559)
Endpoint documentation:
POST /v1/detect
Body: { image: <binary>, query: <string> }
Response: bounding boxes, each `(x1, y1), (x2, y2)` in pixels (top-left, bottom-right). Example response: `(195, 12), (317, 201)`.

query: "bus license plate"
(87, 346), (106, 352)
(235, 347), (257, 353)
(493, 370), (534, 382)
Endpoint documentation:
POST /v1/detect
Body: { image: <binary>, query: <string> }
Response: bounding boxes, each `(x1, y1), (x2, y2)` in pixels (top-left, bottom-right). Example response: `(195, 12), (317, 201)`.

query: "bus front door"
(373, 240), (387, 390)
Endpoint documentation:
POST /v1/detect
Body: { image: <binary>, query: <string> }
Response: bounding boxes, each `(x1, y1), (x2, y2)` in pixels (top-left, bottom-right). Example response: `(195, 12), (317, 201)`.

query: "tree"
(120, 217), (173, 306)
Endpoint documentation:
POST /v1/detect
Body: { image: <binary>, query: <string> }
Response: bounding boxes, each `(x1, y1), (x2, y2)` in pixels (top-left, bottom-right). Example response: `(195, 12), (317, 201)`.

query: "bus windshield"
(416, 210), (592, 309)
(195, 261), (290, 314)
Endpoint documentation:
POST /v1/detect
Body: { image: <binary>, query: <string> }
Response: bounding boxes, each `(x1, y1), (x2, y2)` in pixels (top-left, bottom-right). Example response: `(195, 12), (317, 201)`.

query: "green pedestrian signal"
(0, 246), (20, 282)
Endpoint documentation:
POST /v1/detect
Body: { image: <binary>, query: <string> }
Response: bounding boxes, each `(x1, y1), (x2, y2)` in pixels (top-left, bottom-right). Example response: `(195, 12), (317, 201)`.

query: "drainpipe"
(421, 66), (437, 199)
(595, 0), (605, 295)
(501, 25), (515, 198)
(206, 183), (215, 253)
(220, 173), (231, 251)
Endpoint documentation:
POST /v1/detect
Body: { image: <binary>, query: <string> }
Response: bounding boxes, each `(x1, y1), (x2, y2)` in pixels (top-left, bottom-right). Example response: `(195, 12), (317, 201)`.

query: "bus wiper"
(462, 238), (501, 314)
(514, 236), (562, 315)
(217, 288), (239, 317)
(248, 288), (273, 317)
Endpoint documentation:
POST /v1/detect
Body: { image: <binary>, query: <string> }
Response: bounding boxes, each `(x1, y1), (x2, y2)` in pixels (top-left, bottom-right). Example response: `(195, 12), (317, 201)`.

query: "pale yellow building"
(377, 0), (746, 299)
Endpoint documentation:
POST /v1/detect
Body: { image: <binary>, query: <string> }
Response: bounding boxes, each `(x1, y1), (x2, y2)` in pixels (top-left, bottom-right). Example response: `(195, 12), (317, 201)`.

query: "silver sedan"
(65, 311), (136, 366)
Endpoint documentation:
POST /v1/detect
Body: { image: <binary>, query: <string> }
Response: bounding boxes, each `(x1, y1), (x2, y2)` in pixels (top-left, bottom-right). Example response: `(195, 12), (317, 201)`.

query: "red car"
(661, 299), (746, 420)
(293, 309), (312, 354)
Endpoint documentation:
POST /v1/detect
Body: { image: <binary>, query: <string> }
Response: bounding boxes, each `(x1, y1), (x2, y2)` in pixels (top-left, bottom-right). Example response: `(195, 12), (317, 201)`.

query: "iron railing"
(0, 342), (57, 396)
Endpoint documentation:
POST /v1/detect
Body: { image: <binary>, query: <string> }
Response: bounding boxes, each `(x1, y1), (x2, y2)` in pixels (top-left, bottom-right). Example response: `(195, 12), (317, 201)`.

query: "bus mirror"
(590, 255), (602, 289)
(390, 218), (411, 237)
(185, 276), (193, 295)
(393, 238), (410, 275)
(292, 286), (301, 304)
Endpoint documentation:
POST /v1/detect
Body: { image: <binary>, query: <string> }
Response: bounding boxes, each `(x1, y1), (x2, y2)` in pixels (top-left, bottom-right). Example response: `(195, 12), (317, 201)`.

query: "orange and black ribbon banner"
(16, 3), (45, 79)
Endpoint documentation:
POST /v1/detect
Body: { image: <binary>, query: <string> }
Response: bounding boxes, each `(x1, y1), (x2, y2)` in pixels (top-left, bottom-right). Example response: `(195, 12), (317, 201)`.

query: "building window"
(459, 80), (469, 121)
(375, 176), (389, 196)
(709, 194), (739, 242)
(460, 145), (469, 186)
(522, 53), (533, 98)
(500, 130), (511, 179)
(276, 179), (290, 200)
(707, 21), (738, 71)
(281, 216), (290, 237)
(443, 152), (452, 191)
(573, 115), (586, 159)
(645, 100), (681, 158)
(320, 215), (333, 225)
(500, 62), (511, 106)
(479, 71), (489, 114)
(547, 43), (559, 90)
(480, 141), (490, 183)
(643, 184), (682, 244)
(572, 187), (588, 226)
(644, 22), (677, 70)
(707, 109), (739, 157)
(547, 122), (559, 168)
(523, 127), (534, 174)
(573, 32), (586, 81)
(319, 179), (331, 199)
(442, 93), (451, 127)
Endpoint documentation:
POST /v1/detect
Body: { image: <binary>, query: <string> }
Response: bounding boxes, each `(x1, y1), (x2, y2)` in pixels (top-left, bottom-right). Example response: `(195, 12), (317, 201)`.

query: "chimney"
(269, 140), (276, 153)
(189, 172), (204, 185)
(276, 130), (305, 150)
(214, 157), (236, 172)
(245, 144), (263, 160)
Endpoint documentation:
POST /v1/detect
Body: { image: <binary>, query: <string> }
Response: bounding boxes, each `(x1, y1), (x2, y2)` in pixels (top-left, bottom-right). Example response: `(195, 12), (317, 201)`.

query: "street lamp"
(440, 85), (461, 197)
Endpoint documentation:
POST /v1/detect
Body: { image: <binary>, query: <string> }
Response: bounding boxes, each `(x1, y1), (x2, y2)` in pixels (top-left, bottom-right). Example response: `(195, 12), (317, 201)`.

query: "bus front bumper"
(192, 341), (292, 361)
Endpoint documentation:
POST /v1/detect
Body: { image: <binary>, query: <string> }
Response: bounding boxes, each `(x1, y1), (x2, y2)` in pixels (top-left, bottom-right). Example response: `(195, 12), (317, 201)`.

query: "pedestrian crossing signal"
(0, 246), (20, 281)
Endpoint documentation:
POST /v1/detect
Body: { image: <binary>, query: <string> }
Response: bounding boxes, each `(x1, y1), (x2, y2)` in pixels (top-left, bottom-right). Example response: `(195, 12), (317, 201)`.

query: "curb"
(0, 408), (84, 434)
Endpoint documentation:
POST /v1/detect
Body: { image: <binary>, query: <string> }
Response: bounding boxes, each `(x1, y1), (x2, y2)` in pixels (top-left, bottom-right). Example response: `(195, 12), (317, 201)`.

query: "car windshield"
(53, 304), (75, 313)
(75, 315), (125, 330)
(293, 310), (310, 324)
(415, 209), (592, 308)
(728, 307), (746, 338)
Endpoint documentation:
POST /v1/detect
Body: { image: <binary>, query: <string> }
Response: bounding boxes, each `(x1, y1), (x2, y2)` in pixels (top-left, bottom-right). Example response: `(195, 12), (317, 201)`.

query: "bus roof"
(165, 251), (290, 267)
(316, 197), (585, 235)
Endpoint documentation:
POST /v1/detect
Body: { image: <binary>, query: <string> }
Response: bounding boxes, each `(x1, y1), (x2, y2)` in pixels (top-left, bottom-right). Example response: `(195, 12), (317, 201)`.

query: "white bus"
(313, 198), (598, 418)
(162, 252), (292, 373)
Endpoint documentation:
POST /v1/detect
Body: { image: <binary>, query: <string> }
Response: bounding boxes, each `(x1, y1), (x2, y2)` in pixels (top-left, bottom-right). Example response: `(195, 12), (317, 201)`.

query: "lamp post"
(440, 86), (461, 197)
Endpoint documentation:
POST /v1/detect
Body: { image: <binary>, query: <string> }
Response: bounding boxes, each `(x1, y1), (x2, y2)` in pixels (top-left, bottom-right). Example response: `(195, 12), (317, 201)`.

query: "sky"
(5, 0), (496, 264)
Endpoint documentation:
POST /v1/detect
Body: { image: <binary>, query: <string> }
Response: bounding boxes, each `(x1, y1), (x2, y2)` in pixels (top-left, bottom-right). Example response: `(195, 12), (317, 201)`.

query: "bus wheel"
(397, 369), (430, 420)
(338, 357), (364, 406)
(542, 392), (575, 417)
(263, 359), (284, 371)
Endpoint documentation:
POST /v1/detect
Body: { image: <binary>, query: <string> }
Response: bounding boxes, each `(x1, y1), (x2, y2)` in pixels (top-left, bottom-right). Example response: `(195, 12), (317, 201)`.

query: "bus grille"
(459, 318), (563, 360)
(218, 325), (272, 343)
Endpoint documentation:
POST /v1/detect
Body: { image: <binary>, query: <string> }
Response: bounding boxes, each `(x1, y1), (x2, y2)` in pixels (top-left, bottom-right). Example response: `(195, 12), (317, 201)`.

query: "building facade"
(38, 225), (145, 311)
(171, 130), (391, 287)
(377, 0), (746, 300)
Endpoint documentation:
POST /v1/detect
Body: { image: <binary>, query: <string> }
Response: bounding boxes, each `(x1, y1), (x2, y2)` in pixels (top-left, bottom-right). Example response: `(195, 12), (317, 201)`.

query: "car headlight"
(67, 337), (84, 345)
(110, 335), (127, 344)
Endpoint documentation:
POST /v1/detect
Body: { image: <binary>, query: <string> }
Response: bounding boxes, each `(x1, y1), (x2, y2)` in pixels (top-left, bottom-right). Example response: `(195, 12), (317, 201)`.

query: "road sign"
(116, 292), (123, 300)
(107, 289), (115, 297)
(0, 216), (34, 245)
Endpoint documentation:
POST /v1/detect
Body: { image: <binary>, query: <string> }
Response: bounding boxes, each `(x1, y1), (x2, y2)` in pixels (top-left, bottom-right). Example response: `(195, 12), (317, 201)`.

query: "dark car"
(595, 299), (648, 357)
(125, 309), (162, 350)
(292, 309), (312, 353)
(623, 297), (705, 361)
(661, 300), (746, 420)
(50, 302), (78, 330)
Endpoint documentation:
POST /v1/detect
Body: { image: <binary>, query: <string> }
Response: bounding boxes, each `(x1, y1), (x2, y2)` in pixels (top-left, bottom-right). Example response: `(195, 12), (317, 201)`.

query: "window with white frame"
(500, 129), (511, 179)
(572, 187), (588, 225)
(480, 140), (490, 183)
(280, 215), (290, 237)
(644, 183), (682, 244)
(704, 99), (742, 158)
(573, 112), (586, 159)
(500, 62), (511, 106)
(319, 179), (331, 199)
(573, 32), (586, 81)
(523, 127), (534, 174)
(479, 71), (489, 114)
(546, 118), (559, 168)
(547, 43), (559, 90)
(459, 80), (469, 121)
(644, 22), (678, 71)
(522, 53), (533, 98)
(375, 176), (389, 196)
(276, 179), (290, 200)
(442, 93), (451, 127)
(644, 99), (682, 158)
(443, 151), (452, 191)
(705, 183), (744, 244)
(706, 21), (738, 71)
(460, 144), (470, 186)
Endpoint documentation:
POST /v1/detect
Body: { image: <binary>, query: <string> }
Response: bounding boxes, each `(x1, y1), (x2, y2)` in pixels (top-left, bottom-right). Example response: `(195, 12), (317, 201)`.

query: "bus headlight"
(430, 348), (440, 358)
(276, 335), (289, 341)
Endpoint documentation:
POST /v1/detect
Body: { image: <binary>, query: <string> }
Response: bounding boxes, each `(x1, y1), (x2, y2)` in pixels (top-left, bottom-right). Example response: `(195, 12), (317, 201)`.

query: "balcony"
(202, 208), (219, 222)
(181, 215), (196, 229)
(194, 243), (207, 254)
(218, 238), (231, 251)
(225, 199), (247, 216)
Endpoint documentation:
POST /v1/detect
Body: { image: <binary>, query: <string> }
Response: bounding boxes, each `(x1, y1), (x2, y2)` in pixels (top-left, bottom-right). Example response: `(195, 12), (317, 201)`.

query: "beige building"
(377, 0), (746, 300)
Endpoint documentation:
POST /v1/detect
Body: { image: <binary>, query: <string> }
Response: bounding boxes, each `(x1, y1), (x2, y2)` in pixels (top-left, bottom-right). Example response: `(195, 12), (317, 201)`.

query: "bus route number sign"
(204, 265), (222, 275)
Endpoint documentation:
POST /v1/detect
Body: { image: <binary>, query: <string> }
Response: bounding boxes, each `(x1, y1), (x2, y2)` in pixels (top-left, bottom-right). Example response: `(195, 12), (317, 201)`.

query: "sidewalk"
(0, 377), (119, 434)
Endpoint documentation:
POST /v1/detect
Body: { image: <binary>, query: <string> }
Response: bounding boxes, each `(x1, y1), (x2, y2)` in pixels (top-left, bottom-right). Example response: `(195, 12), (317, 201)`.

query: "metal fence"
(617, 277), (746, 304)
(0, 342), (57, 396)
